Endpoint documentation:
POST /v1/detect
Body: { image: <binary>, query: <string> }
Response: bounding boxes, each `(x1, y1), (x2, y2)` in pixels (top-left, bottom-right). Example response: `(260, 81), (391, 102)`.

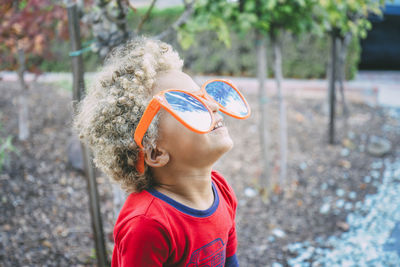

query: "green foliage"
(316, 0), (386, 38)
(181, 0), (318, 43)
(243, 0), (318, 37)
(178, 1), (235, 49)
(126, 6), (184, 34)
(0, 136), (15, 172)
(182, 30), (360, 79)
(178, 0), (361, 79)
(37, 6), (184, 72)
(34, 6), (360, 79)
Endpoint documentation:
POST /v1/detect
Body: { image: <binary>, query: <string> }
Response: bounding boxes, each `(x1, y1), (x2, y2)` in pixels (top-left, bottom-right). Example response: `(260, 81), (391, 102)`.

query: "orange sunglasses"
(133, 79), (251, 173)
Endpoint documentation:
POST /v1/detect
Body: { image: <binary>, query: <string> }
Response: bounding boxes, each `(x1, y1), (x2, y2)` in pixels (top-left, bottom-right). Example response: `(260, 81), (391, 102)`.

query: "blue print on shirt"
(186, 238), (226, 267)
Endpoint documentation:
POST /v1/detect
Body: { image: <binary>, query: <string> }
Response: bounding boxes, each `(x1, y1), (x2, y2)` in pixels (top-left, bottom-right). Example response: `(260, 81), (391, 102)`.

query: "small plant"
(0, 121), (18, 172)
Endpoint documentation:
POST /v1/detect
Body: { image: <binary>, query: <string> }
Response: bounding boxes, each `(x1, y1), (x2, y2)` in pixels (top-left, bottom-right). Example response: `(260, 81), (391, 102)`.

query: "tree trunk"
(328, 32), (337, 144)
(17, 48), (27, 90)
(337, 34), (351, 117)
(272, 35), (287, 186)
(256, 31), (271, 190)
(18, 95), (29, 141)
(17, 47), (29, 141)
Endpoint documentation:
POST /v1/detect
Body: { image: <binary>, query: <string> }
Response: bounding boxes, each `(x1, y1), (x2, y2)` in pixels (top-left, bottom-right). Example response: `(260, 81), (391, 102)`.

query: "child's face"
(153, 70), (233, 168)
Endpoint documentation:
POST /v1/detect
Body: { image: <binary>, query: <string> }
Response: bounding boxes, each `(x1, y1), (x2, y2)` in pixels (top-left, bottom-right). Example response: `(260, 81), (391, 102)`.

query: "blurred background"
(1, 0), (399, 266)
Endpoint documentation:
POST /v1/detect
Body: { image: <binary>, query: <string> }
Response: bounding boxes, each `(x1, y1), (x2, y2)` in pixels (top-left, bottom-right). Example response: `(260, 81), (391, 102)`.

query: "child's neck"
(152, 167), (214, 211)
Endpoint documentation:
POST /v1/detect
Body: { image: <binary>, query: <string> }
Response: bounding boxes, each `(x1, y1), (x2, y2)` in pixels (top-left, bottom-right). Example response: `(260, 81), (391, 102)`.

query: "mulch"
(0, 80), (398, 266)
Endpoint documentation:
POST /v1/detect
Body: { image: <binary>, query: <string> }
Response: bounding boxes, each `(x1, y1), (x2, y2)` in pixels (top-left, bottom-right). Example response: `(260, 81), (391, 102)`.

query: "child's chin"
(216, 137), (234, 155)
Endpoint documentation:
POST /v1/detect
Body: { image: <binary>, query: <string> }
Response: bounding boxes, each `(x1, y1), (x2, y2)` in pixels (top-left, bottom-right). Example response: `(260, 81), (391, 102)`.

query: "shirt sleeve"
(226, 221), (238, 258)
(211, 171), (239, 260)
(113, 216), (170, 267)
(225, 254), (239, 267)
(224, 176), (238, 259)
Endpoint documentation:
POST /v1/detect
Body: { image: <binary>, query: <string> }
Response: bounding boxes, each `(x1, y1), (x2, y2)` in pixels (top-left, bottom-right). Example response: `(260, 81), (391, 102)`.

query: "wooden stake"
(67, 4), (109, 266)
(256, 32), (271, 191)
(328, 32), (337, 145)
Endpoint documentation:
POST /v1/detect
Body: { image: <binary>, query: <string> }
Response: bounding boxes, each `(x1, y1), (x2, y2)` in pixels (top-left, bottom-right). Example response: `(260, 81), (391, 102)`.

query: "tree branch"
(136, 0), (157, 34)
(115, 0), (129, 40)
(153, 0), (195, 40)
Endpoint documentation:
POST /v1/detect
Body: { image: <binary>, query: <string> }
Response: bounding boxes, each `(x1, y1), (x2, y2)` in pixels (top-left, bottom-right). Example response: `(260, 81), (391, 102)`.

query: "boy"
(74, 38), (250, 266)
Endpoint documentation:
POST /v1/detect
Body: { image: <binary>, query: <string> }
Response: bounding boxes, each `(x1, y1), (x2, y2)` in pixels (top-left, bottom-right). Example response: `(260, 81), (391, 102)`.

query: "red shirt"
(112, 171), (238, 266)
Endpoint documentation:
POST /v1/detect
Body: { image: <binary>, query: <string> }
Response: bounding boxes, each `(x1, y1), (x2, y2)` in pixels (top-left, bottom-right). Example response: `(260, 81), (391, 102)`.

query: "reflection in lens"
(165, 91), (212, 131)
(205, 81), (248, 117)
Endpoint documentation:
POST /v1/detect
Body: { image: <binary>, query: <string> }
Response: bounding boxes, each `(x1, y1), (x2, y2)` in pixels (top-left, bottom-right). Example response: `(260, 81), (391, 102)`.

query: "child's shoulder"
(113, 190), (169, 241)
(211, 170), (232, 190)
(211, 170), (237, 209)
(211, 170), (234, 192)
(115, 190), (165, 224)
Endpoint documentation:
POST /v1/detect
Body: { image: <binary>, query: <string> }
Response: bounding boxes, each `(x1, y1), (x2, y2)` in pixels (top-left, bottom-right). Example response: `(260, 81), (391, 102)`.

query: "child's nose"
(204, 99), (219, 113)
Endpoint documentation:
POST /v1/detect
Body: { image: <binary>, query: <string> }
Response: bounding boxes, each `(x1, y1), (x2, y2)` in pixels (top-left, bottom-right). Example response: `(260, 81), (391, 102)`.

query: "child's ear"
(144, 146), (169, 168)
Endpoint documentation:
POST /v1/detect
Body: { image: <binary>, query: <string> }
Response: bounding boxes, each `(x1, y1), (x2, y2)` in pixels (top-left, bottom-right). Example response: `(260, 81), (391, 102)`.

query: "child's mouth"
(212, 121), (224, 131)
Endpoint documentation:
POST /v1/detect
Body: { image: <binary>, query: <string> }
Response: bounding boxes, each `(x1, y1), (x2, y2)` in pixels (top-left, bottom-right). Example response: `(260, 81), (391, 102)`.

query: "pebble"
(320, 183), (328, 190)
(359, 144), (365, 152)
(348, 192), (357, 200)
(336, 189), (345, 197)
(372, 181), (380, 187)
(384, 170), (391, 179)
(367, 136), (392, 157)
(272, 228), (286, 238)
(287, 242), (303, 252)
(364, 176), (372, 183)
(347, 131), (356, 139)
(344, 202), (353, 211)
(320, 203), (331, 214)
(371, 170), (380, 179)
(336, 199), (345, 208)
(299, 162), (308, 170)
(244, 187), (257, 198)
(372, 161), (383, 169)
(341, 148), (350, 157)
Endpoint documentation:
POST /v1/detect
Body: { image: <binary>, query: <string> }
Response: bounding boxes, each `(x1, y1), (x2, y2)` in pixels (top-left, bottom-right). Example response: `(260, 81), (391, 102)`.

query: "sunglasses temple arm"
(136, 150), (145, 174)
(134, 99), (161, 174)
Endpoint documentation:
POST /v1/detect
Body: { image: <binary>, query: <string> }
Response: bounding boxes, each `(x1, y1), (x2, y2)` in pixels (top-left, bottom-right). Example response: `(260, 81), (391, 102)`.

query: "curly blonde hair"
(74, 38), (184, 193)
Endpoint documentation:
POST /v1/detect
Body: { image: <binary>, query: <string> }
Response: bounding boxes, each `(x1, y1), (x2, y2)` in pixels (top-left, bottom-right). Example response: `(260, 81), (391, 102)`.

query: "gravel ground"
(286, 155), (400, 266)
(0, 80), (399, 266)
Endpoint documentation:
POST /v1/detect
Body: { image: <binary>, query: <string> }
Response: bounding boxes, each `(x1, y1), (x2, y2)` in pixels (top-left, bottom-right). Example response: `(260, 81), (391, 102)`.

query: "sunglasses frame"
(133, 79), (251, 173)
(134, 89), (216, 150)
(200, 79), (251, 120)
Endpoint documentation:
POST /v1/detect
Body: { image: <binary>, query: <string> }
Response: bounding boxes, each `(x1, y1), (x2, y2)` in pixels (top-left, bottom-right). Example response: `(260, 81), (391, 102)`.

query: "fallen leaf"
(342, 138), (355, 149)
(295, 113), (305, 123)
(42, 240), (52, 248)
(339, 160), (351, 169)
(273, 184), (282, 195)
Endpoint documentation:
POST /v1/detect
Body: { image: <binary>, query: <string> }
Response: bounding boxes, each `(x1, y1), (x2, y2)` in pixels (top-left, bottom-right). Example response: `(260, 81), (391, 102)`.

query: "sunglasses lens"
(165, 91), (212, 132)
(205, 81), (249, 117)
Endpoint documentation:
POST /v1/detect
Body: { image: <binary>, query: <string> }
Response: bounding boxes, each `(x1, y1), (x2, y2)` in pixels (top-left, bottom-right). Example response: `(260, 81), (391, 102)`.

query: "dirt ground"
(0, 80), (398, 266)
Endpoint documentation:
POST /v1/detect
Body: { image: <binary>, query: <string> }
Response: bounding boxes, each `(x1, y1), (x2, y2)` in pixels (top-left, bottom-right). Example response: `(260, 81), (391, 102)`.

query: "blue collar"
(147, 182), (219, 218)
